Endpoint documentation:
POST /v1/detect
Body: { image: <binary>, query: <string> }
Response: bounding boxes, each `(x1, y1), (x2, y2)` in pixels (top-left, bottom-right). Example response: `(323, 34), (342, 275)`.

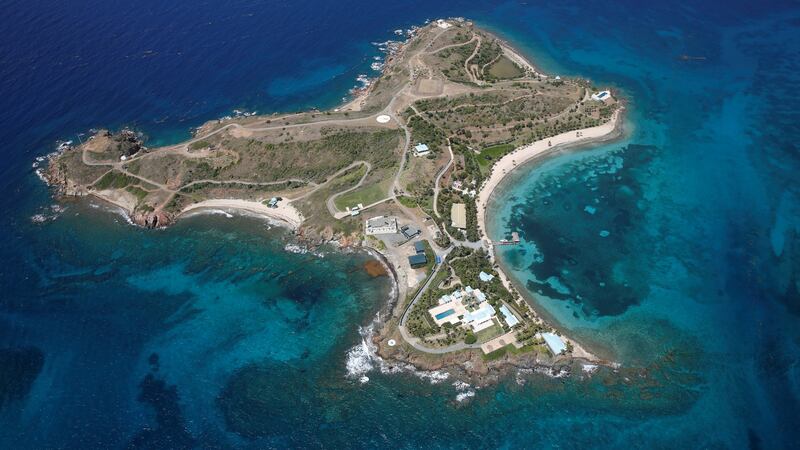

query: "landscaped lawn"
(476, 143), (515, 175)
(475, 320), (504, 343)
(333, 180), (390, 210)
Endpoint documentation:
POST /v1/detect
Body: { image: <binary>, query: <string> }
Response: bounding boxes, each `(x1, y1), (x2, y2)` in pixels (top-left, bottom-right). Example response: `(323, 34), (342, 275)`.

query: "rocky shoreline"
(40, 146), (604, 386)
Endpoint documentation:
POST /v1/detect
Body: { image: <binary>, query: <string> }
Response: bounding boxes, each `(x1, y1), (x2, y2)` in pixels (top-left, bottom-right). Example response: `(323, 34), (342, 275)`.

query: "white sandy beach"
(473, 110), (622, 363)
(180, 199), (305, 229)
(477, 110), (621, 241)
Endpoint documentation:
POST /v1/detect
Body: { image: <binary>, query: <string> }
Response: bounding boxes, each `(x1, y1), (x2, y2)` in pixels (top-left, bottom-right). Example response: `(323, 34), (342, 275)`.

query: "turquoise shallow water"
(1, 0), (799, 448)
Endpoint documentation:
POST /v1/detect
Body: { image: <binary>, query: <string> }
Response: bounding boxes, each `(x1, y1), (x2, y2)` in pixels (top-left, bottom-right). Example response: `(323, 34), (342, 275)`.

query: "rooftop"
(451, 203), (467, 229)
(541, 332), (567, 355)
(366, 216), (395, 227)
(408, 253), (427, 267)
(463, 302), (495, 325)
(499, 305), (519, 327)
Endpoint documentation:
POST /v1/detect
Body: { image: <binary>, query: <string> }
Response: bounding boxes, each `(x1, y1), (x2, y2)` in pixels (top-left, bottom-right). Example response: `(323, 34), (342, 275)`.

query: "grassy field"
(475, 321), (503, 343)
(476, 143), (515, 174)
(486, 56), (524, 80)
(189, 139), (210, 150)
(93, 170), (136, 190)
(333, 179), (390, 210)
(396, 195), (417, 208)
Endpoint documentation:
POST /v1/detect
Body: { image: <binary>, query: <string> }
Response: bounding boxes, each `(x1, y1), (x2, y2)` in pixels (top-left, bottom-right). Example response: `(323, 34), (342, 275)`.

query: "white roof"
(479, 271), (494, 282)
(499, 305), (519, 327)
(473, 289), (486, 302)
(414, 143), (429, 152)
(463, 302), (495, 324)
(541, 332), (567, 355)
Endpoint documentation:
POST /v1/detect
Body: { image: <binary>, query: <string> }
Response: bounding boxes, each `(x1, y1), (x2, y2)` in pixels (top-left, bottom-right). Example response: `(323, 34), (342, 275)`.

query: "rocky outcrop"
(131, 210), (174, 229)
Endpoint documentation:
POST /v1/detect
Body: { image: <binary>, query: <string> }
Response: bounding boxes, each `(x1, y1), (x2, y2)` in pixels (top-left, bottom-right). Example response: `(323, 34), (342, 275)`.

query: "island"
(42, 18), (622, 381)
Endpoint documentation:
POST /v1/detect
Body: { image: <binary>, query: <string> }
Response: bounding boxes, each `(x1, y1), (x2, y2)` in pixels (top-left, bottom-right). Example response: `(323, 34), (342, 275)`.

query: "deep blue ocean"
(2, 0), (799, 448)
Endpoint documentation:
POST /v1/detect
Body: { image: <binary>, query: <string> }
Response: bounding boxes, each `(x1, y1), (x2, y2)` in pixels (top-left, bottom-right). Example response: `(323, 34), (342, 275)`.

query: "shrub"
(464, 332), (477, 345)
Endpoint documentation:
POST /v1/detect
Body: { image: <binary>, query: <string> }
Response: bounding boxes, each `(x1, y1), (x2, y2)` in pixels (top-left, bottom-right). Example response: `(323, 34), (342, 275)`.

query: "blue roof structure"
(499, 305), (519, 327)
(541, 332), (567, 355)
(414, 241), (426, 254)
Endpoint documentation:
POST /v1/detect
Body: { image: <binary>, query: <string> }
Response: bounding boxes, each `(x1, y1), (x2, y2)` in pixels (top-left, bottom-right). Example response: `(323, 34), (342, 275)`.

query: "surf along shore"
(41, 18), (624, 384)
(475, 109), (625, 360)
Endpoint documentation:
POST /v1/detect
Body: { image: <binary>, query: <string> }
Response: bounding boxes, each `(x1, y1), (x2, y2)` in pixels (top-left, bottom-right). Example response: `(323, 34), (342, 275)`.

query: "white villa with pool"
(428, 286), (497, 332)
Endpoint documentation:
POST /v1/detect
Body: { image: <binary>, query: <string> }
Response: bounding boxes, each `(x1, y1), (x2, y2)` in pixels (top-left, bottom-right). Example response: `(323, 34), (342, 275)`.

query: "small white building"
(347, 203), (365, 217)
(479, 271), (495, 282)
(365, 216), (398, 235)
(414, 143), (431, 156)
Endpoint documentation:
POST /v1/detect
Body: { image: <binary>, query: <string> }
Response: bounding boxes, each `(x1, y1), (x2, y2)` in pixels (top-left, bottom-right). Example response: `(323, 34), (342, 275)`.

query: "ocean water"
(2, 0), (799, 448)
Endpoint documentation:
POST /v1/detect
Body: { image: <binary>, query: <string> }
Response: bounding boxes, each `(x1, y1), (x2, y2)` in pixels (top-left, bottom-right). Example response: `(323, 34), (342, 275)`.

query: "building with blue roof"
(540, 332), (567, 355)
(499, 304), (519, 327)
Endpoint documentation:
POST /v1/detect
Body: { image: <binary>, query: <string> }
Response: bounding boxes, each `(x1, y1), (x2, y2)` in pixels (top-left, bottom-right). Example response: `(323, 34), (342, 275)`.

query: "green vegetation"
(486, 56), (524, 80)
(294, 165), (366, 235)
(464, 332), (477, 345)
(476, 143), (515, 174)
(470, 39), (502, 69)
(475, 322), (503, 343)
(93, 170), (136, 190)
(412, 84), (592, 149)
(407, 114), (446, 154)
(125, 185), (148, 203)
(396, 195), (418, 208)
(435, 41), (477, 82)
(407, 247), (524, 345)
(189, 140), (210, 150)
(333, 180), (389, 210)
(482, 344), (513, 361)
(190, 128), (402, 185)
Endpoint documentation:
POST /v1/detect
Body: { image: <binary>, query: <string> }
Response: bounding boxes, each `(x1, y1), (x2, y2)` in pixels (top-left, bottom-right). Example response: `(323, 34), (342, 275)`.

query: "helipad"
(376, 114), (391, 124)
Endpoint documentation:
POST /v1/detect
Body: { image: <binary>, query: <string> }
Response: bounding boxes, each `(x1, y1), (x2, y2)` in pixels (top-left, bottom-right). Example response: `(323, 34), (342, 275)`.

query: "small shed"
(414, 241), (426, 254)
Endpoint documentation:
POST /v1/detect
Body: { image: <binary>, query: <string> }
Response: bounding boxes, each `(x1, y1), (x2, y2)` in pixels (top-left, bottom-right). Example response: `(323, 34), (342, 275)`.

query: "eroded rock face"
(132, 210), (174, 229)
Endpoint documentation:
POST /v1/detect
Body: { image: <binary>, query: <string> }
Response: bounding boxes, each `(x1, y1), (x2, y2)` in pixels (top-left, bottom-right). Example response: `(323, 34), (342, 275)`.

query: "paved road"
(396, 245), (483, 354)
(323, 160), (372, 216)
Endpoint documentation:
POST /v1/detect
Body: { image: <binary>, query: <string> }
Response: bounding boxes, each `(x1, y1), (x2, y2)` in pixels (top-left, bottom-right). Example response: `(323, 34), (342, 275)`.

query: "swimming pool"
(435, 309), (455, 320)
